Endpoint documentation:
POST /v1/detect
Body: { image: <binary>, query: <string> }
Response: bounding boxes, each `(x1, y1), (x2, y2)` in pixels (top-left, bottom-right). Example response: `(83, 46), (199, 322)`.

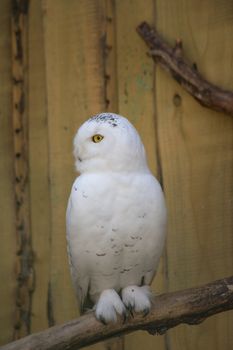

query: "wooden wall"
(0, 0), (232, 349)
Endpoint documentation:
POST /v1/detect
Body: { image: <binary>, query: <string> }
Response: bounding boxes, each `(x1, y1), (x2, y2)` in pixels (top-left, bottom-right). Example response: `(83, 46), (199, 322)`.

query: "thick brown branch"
(1, 276), (233, 350)
(137, 22), (233, 117)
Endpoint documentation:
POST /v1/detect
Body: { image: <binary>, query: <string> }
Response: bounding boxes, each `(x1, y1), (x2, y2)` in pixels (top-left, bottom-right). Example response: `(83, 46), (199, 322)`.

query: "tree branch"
(1, 276), (233, 350)
(136, 22), (233, 117)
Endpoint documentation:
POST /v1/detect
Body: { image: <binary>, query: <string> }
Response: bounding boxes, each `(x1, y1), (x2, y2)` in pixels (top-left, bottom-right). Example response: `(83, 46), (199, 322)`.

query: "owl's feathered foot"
(122, 285), (151, 316)
(95, 289), (126, 324)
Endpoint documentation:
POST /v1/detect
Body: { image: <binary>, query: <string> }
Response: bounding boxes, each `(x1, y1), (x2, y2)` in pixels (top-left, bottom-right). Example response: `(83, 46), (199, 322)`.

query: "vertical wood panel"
(28, 0), (51, 333)
(116, 0), (160, 177)
(115, 1), (165, 349)
(156, 0), (233, 349)
(42, 0), (106, 331)
(0, 0), (16, 345)
(103, 0), (118, 113)
(11, 0), (34, 339)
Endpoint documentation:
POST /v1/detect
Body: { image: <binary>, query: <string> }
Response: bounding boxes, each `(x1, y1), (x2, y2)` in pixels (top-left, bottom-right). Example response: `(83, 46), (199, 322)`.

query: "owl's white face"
(73, 113), (148, 174)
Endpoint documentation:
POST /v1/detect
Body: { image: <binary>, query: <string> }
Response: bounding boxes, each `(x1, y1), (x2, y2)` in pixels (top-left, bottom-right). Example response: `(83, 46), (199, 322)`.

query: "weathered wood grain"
(0, 0), (17, 345)
(137, 22), (233, 117)
(41, 0), (106, 343)
(116, 0), (160, 177)
(103, 0), (118, 113)
(156, 1), (233, 349)
(1, 276), (233, 350)
(115, 1), (166, 349)
(28, 0), (51, 333)
(41, 2), (107, 348)
(11, 0), (33, 339)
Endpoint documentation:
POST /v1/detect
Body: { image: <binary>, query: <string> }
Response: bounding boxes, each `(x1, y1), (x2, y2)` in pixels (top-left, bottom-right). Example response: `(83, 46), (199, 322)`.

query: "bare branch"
(136, 22), (233, 117)
(1, 276), (233, 350)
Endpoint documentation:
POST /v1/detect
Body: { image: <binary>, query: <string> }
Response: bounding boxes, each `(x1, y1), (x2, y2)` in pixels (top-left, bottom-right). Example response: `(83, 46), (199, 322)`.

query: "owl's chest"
(67, 172), (166, 291)
(68, 175), (163, 275)
(68, 173), (155, 238)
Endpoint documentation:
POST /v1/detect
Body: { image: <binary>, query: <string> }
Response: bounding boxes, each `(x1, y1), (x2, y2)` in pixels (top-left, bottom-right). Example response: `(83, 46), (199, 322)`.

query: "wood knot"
(173, 93), (182, 107)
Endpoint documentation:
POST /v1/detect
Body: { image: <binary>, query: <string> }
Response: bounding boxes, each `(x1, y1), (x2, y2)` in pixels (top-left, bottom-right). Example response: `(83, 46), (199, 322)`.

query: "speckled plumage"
(66, 113), (167, 323)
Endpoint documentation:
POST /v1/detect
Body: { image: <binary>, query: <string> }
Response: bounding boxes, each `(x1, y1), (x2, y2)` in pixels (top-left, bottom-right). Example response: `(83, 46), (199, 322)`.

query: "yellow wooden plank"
(156, 0), (233, 349)
(11, 0), (34, 339)
(28, 0), (51, 333)
(0, 0), (17, 345)
(103, 0), (118, 113)
(115, 1), (166, 349)
(42, 0), (106, 337)
(116, 0), (161, 178)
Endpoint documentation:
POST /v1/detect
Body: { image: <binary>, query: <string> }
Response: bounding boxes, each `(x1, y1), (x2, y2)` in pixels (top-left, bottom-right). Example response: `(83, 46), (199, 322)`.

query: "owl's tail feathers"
(104, 336), (124, 350)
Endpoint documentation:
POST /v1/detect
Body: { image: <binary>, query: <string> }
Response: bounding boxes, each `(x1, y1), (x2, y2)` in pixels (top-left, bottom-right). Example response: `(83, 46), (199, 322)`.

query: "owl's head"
(73, 113), (149, 174)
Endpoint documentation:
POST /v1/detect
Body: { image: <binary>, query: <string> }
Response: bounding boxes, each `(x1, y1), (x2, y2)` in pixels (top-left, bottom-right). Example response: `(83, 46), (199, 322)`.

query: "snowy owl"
(66, 113), (167, 324)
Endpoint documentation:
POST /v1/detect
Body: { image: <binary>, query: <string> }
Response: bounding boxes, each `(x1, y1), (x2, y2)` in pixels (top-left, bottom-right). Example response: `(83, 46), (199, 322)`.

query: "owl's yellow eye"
(92, 134), (104, 143)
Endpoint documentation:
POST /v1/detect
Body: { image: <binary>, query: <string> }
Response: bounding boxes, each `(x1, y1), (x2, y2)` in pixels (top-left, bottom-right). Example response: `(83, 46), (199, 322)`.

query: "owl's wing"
(66, 197), (92, 313)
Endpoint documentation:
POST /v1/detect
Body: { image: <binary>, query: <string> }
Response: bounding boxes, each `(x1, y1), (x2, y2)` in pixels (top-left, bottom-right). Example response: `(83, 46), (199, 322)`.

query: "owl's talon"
(95, 289), (126, 324)
(99, 315), (107, 325)
(143, 307), (150, 317)
(122, 310), (128, 324)
(126, 304), (134, 318)
(122, 285), (151, 315)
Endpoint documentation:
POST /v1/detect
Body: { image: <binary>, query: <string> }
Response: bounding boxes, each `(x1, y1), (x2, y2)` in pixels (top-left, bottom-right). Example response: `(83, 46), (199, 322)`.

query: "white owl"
(66, 113), (167, 323)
